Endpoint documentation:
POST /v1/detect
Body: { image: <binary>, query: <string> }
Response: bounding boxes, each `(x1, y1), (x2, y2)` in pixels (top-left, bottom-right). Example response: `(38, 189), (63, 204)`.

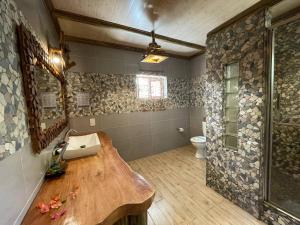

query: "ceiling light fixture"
(141, 30), (168, 64)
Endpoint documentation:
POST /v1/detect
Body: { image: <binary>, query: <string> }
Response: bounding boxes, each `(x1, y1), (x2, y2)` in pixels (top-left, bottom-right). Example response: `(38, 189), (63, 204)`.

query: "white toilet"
(190, 122), (206, 159)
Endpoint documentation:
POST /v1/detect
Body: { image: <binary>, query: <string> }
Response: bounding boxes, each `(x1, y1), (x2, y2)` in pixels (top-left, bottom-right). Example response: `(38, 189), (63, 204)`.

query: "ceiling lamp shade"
(141, 31), (168, 63)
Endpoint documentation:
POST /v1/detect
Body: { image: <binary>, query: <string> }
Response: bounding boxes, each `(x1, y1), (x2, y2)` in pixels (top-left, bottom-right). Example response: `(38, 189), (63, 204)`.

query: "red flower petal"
(51, 209), (67, 220)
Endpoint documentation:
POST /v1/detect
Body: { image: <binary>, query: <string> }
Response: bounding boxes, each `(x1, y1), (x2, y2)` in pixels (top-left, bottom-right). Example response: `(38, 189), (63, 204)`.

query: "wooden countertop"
(21, 132), (155, 225)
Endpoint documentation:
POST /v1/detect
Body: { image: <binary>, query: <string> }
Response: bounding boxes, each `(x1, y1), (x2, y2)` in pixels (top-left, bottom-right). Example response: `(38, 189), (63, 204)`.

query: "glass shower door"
(268, 19), (300, 218)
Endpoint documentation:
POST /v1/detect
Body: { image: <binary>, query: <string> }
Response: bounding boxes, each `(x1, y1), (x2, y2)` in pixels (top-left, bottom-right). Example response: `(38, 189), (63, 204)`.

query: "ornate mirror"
(17, 24), (68, 153)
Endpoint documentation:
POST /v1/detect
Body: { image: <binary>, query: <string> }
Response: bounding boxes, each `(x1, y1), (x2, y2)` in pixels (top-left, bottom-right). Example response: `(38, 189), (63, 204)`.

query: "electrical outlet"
(90, 118), (96, 127)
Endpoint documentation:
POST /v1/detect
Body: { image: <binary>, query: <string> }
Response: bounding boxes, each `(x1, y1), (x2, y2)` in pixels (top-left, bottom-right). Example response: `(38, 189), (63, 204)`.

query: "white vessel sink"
(64, 133), (101, 160)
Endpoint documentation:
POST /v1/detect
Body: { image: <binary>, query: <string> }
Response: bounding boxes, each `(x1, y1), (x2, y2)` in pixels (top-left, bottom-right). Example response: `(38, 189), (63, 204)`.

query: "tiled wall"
(261, 19), (300, 225)
(0, 0), (31, 161)
(189, 54), (206, 137)
(0, 0), (65, 224)
(205, 8), (300, 224)
(205, 9), (267, 218)
(35, 67), (64, 122)
(68, 42), (190, 77)
(272, 20), (300, 178)
(69, 109), (190, 161)
(66, 72), (190, 116)
(66, 42), (199, 161)
(65, 70), (191, 161)
(262, 204), (300, 225)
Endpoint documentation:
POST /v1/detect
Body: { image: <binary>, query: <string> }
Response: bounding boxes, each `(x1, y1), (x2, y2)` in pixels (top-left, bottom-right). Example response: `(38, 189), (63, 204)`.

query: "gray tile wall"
(67, 42), (195, 161)
(190, 107), (204, 137)
(0, 129), (67, 225)
(14, 0), (59, 49)
(68, 42), (190, 78)
(205, 9), (267, 218)
(189, 55), (206, 138)
(0, 0), (63, 224)
(69, 109), (190, 161)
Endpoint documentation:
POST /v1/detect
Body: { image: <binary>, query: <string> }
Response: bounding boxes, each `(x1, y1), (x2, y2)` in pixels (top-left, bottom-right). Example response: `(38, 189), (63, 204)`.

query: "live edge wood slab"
(21, 132), (155, 225)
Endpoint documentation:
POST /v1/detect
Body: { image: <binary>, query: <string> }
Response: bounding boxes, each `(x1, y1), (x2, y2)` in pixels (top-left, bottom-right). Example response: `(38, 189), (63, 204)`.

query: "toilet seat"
(190, 136), (206, 143)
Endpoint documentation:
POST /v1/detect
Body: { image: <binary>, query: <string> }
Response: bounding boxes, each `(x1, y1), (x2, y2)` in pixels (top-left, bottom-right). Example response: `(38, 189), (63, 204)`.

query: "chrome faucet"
(64, 129), (79, 142)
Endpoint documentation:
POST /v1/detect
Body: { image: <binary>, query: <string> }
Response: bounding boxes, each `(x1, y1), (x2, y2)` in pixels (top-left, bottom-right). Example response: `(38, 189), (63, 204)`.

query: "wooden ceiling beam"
(207, 0), (284, 36)
(52, 9), (206, 52)
(64, 35), (192, 59)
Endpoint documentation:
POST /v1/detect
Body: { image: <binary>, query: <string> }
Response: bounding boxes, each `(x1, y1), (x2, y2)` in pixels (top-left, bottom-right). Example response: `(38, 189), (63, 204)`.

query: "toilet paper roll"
(177, 128), (184, 132)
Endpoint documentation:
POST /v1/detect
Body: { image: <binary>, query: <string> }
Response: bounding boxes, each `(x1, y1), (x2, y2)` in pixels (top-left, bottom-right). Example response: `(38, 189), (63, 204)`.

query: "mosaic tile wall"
(0, 0), (36, 160)
(272, 20), (300, 178)
(190, 75), (205, 108)
(205, 9), (267, 218)
(272, 123), (300, 178)
(262, 204), (300, 225)
(35, 67), (64, 122)
(66, 72), (190, 117)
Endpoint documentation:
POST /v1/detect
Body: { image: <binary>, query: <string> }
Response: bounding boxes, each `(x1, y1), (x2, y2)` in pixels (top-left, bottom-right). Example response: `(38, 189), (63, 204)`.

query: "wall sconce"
(49, 48), (65, 73)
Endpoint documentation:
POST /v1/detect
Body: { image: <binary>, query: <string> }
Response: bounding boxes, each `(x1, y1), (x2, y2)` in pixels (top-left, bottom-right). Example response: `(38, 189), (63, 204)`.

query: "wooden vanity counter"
(21, 132), (155, 225)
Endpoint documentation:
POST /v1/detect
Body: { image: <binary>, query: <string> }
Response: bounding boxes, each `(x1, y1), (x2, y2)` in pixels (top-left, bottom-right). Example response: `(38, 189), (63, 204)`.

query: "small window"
(136, 74), (167, 99)
(224, 62), (239, 149)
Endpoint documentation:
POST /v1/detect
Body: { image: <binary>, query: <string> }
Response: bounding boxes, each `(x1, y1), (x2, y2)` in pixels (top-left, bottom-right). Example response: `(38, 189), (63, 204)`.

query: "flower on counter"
(50, 209), (67, 220)
(49, 199), (62, 209)
(36, 203), (50, 214)
(35, 186), (79, 220)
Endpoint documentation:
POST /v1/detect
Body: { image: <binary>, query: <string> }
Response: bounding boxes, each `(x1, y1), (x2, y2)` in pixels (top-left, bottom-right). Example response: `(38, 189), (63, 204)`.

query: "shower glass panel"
(268, 19), (300, 218)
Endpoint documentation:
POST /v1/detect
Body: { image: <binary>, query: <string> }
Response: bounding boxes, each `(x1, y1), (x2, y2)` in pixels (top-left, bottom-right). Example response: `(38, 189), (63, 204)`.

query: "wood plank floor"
(128, 145), (266, 225)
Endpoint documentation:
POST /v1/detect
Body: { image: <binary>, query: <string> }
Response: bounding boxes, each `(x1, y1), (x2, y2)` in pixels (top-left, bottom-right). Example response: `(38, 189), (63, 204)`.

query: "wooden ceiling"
(47, 0), (264, 58)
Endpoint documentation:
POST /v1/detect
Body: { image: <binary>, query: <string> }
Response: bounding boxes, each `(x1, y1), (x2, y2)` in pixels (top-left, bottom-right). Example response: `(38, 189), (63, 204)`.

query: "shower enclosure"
(265, 15), (300, 219)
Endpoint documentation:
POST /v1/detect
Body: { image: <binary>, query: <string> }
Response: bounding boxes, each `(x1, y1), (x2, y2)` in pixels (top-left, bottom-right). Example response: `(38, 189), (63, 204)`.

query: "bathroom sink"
(64, 133), (101, 160)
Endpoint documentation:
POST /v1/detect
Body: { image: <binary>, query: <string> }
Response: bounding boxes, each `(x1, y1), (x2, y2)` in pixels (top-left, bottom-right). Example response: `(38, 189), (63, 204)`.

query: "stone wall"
(272, 20), (300, 177)
(35, 67), (64, 122)
(272, 123), (300, 178)
(205, 9), (267, 217)
(262, 204), (300, 225)
(0, 0), (65, 224)
(0, 0), (33, 160)
(190, 75), (205, 108)
(66, 72), (190, 117)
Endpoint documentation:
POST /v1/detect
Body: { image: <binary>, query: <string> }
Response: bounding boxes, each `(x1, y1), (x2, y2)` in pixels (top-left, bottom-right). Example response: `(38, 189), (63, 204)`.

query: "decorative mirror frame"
(17, 24), (68, 153)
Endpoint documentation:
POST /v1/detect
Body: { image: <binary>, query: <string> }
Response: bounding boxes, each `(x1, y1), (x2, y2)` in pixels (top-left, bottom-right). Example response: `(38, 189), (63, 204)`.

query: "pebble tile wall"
(190, 75), (205, 108)
(272, 20), (300, 178)
(1, 0), (299, 223)
(66, 72), (192, 117)
(205, 8), (300, 224)
(35, 67), (64, 122)
(262, 204), (300, 225)
(205, 9), (267, 218)
(0, 0), (35, 160)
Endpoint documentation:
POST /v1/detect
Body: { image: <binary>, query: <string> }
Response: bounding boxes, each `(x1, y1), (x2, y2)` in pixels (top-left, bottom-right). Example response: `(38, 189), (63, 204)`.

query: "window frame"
(136, 74), (168, 100)
(223, 62), (240, 150)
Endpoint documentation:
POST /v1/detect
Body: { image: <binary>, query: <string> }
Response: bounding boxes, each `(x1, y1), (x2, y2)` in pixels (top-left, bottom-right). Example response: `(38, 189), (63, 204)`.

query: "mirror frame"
(17, 24), (68, 153)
